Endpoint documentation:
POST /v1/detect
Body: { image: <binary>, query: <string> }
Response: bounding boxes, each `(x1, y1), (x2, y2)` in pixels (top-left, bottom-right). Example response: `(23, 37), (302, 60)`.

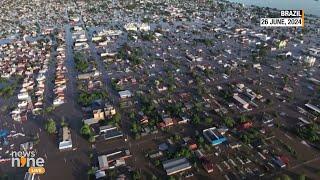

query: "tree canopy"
(45, 119), (57, 134)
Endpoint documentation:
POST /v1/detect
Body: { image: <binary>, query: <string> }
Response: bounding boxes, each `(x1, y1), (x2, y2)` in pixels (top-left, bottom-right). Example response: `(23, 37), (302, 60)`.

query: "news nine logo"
(11, 151), (45, 174)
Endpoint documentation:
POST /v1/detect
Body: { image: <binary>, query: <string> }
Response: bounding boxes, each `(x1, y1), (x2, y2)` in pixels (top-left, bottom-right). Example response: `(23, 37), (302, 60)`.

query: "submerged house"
(58, 127), (72, 151)
(203, 127), (227, 146)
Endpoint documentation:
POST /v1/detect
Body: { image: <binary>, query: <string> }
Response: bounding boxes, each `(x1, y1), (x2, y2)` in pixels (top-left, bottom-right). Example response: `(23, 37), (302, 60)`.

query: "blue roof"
(0, 130), (9, 138)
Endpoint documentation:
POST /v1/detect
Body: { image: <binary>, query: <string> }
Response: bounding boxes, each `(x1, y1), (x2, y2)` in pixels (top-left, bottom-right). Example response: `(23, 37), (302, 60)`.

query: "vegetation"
(281, 174), (291, 180)
(74, 52), (89, 72)
(117, 44), (143, 65)
(141, 32), (155, 41)
(132, 171), (142, 180)
(110, 113), (121, 126)
(87, 166), (98, 175)
(131, 121), (142, 138)
(45, 119), (57, 134)
(175, 148), (192, 158)
(223, 116), (235, 128)
(128, 49), (143, 65)
(296, 123), (320, 143)
(191, 114), (201, 125)
(240, 128), (260, 144)
(139, 95), (159, 121)
(0, 78), (17, 98)
(111, 79), (124, 91)
(240, 115), (248, 123)
(205, 117), (213, 125)
(0, 86), (15, 97)
(78, 90), (107, 106)
(166, 103), (183, 118)
(195, 38), (214, 46)
(278, 139), (297, 157)
(80, 124), (93, 139)
(298, 174), (306, 180)
(44, 105), (56, 114)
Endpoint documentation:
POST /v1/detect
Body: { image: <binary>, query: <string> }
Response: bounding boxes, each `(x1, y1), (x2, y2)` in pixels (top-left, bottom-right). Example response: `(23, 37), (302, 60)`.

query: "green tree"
(152, 174), (157, 180)
(155, 159), (160, 167)
(87, 166), (98, 175)
(80, 124), (92, 137)
(132, 171), (142, 180)
(240, 115), (247, 123)
(88, 135), (95, 143)
(129, 111), (136, 119)
(223, 117), (235, 128)
(198, 136), (205, 144)
(131, 122), (139, 134)
(178, 148), (192, 158)
(205, 117), (213, 125)
(112, 113), (121, 124)
(45, 119), (56, 134)
(192, 114), (201, 125)
(241, 134), (250, 144)
(298, 174), (306, 180)
(282, 174), (291, 180)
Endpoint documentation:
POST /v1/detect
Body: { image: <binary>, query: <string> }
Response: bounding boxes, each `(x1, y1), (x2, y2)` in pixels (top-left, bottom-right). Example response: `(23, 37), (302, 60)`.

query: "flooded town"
(0, 0), (319, 180)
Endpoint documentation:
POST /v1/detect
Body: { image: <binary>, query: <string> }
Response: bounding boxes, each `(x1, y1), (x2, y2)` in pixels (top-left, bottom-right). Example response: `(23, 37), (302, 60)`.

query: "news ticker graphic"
(260, 10), (304, 27)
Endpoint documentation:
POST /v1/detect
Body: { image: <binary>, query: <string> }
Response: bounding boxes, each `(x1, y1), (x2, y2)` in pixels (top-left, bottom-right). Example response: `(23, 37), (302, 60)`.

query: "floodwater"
(228, 0), (320, 16)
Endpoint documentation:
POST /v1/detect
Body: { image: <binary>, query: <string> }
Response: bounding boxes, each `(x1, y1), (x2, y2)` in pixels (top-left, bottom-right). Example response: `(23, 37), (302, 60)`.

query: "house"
(118, 90), (132, 99)
(124, 23), (138, 31)
(18, 92), (30, 100)
(162, 157), (192, 175)
(158, 143), (169, 151)
(229, 142), (242, 149)
(98, 155), (109, 170)
(139, 23), (150, 31)
(182, 137), (197, 150)
(178, 117), (190, 124)
(233, 93), (250, 110)
(272, 156), (286, 168)
(201, 157), (214, 173)
(77, 71), (100, 80)
(159, 116), (174, 128)
(308, 48), (320, 57)
(139, 115), (149, 124)
(238, 121), (253, 130)
(99, 125), (116, 134)
(304, 56), (316, 67)
(95, 170), (106, 179)
(253, 63), (261, 70)
(98, 149), (131, 170)
(157, 86), (168, 92)
(83, 118), (100, 125)
(104, 104), (116, 116)
(58, 127), (72, 151)
(203, 127), (227, 146)
(149, 151), (163, 159)
(103, 126), (123, 140)
(305, 103), (320, 114)
(277, 40), (287, 49)
(93, 109), (105, 121)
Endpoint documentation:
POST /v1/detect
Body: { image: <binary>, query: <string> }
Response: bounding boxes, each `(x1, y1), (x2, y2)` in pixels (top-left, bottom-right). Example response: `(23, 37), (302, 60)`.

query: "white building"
(233, 94), (250, 109)
(118, 90), (132, 99)
(59, 127), (72, 151)
(304, 56), (316, 67)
